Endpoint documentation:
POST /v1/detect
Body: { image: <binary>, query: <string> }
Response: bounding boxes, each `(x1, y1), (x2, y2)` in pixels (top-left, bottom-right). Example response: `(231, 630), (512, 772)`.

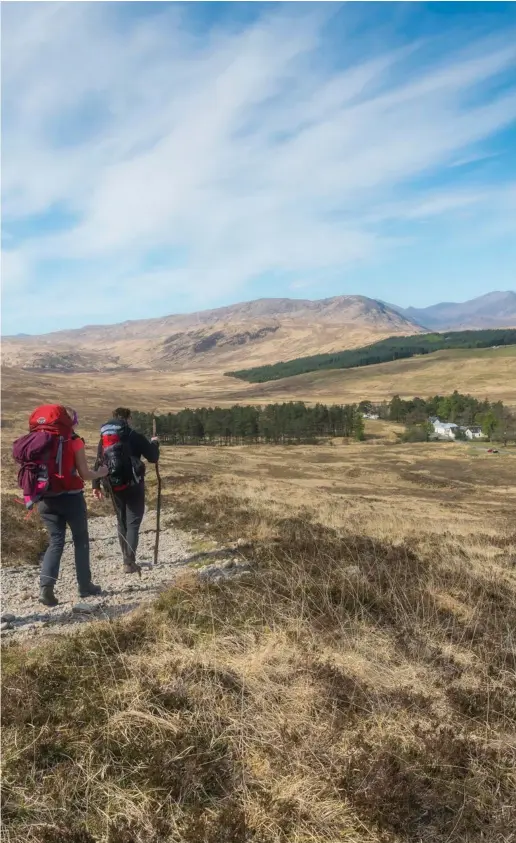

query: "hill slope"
(1, 296), (422, 372)
(228, 329), (516, 383)
(4, 291), (514, 375)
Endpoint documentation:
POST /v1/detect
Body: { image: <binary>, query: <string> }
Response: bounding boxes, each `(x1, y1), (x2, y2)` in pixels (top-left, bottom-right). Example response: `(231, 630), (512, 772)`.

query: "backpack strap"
(55, 437), (64, 478)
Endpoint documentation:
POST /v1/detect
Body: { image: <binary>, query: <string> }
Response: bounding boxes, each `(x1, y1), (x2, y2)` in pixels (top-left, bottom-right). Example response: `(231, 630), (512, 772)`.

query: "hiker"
(93, 408), (159, 573)
(12, 404), (109, 606)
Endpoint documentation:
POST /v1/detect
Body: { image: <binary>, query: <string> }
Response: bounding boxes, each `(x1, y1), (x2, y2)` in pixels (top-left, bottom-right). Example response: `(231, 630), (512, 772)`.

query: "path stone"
(1, 613), (16, 623)
(72, 603), (96, 615)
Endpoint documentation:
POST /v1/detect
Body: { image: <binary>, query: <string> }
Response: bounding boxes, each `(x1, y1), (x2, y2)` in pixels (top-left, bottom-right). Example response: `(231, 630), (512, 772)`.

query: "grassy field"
(2, 345), (516, 435)
(227, 331), (516, 383)
(2, 415), (516, 842)
(235, 346), (516, 407)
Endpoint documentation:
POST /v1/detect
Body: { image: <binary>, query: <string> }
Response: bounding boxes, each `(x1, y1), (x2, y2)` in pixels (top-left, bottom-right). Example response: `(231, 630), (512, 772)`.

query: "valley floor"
(2, 344), (516, 433)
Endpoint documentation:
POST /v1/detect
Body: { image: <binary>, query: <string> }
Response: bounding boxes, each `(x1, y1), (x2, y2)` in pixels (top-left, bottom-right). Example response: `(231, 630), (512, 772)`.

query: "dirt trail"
(1, 511), (252, 640)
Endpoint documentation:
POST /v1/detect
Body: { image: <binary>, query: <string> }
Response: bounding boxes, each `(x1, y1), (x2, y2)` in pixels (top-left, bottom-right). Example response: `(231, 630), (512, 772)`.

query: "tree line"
(227, 329), (516, 383)
(131, 402), (365, 445)
(130, 392), (515, 447)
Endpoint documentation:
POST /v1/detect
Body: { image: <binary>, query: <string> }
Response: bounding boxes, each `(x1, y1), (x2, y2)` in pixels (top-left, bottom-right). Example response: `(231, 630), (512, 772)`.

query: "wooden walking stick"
(152, 416), (162, 567)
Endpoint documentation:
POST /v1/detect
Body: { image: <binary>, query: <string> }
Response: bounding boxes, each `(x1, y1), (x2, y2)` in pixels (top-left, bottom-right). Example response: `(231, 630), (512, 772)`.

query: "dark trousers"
(38, 493), (91, 590)
(113, 482), (146, 563)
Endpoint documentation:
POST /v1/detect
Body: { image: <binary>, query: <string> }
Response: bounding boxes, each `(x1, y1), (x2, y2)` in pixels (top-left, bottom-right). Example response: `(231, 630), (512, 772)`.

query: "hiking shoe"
(123, 561), (141, 575)
(79, 582), (102, 598)
(39, 585), (58, 607)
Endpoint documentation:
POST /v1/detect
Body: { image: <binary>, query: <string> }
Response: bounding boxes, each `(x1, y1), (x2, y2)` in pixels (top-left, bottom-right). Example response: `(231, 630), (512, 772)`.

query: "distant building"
(465, 426), (484, 440)
(362, 413), (379, 420)
(429, 417), (484, 442)
(433, 421), (459, 439)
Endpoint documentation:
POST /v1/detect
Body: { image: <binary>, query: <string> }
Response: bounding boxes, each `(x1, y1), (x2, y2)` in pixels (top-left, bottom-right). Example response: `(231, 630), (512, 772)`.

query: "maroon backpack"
(12, 404), (83, 509)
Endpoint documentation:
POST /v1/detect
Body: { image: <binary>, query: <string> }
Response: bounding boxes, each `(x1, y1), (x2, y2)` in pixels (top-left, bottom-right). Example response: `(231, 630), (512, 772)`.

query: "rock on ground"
(1, 511), (252, 641)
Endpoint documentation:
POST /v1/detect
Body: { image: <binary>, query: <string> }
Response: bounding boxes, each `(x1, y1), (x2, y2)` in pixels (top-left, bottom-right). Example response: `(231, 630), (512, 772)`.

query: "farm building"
(433, 421), (459, 439)
(465, 426), (484, 440)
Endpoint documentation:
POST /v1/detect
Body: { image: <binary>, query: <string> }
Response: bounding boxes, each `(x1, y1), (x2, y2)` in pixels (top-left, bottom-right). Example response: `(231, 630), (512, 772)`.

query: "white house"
(465, 426), (484, 440)
(362, 413), (379, 420)
(433, 421), (459, 439)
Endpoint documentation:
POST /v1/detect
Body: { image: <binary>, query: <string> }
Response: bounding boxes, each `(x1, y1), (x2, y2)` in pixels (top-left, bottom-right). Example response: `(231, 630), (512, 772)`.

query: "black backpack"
(100, 421), (140, 491)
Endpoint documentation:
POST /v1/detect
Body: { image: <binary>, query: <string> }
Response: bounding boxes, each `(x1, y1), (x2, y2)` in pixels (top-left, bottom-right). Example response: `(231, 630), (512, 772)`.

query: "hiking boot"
(39, 585), (58, 607)
(123, 560), (141, 575)
(78, 582), (102, 598)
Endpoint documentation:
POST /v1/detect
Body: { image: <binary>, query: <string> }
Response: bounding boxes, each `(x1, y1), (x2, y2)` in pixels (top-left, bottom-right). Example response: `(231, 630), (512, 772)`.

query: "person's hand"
(151, 436), (159, 443)
(96, 466), (109, 479)
(92, 488), (104, 500)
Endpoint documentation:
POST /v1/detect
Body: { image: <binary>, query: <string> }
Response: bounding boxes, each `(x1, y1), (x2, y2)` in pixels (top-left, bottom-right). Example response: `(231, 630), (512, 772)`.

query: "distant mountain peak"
(395, 290), (516, 330)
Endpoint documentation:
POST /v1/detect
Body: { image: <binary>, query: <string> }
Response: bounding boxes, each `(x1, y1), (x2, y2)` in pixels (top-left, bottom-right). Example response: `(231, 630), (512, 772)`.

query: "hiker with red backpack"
(92, 408), (159, 574)
(12, 404), (109, 606)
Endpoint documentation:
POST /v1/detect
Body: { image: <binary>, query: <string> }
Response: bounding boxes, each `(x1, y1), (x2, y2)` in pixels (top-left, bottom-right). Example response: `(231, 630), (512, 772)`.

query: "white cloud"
(1, 249), (28, 292)
(1, 3), (516, 329)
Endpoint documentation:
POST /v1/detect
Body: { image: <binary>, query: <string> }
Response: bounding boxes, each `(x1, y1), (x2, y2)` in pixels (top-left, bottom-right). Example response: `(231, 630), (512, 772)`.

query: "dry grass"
(2, 345), (516, 432)
(2, 427), (516, 842)
(1, 316), (416, 372)
(229, 346), (516, 408)
(0, 496), (49, 569)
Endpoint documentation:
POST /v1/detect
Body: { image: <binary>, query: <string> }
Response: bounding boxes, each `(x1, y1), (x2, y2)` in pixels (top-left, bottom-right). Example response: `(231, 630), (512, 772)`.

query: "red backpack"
(13, 404), (84, 509)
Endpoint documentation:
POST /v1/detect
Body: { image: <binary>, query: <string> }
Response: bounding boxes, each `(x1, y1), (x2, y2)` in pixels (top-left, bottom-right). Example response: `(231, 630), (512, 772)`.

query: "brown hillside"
(2, 347), (515, 433)
(1, 296), (422, 373)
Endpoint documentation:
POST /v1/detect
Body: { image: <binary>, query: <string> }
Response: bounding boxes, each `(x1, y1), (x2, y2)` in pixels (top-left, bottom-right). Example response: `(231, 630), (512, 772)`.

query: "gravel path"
(1, 511), (252, 641)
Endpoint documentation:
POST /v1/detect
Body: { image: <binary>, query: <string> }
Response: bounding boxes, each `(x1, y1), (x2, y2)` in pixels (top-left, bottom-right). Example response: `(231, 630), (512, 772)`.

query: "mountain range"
(2, 291), (515, 373)
(388, 291), (516, 331)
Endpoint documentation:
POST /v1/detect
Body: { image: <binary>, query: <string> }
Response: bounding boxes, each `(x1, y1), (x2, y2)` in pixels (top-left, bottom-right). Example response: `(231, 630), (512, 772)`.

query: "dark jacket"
(92, 421), (159, 491)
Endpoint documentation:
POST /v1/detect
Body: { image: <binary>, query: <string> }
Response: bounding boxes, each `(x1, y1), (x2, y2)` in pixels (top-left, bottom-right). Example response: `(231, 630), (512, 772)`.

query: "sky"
(1, 1), (516, 335)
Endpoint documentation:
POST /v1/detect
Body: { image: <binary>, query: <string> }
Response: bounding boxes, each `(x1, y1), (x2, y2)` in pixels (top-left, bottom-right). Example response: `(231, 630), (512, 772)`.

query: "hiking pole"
(152, 416), (162, 567)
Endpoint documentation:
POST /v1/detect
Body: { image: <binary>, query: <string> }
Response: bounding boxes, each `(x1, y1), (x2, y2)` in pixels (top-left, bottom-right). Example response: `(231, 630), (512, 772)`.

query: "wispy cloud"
(2, 3), (516, 332)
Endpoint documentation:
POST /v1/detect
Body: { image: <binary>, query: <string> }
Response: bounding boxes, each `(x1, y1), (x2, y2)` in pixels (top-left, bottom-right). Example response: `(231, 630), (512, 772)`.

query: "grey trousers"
(112, 482), (146, 563)
(38, 493), (92, 590)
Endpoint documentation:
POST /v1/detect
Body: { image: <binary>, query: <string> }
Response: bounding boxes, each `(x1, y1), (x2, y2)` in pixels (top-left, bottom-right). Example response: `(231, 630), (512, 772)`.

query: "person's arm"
(92, 438), (104, 491)
(132, 430), (160, 463)
(75, 444), (108, 483)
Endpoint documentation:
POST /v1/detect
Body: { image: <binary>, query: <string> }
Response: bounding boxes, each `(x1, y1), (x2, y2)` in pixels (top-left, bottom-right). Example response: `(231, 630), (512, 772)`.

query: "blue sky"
(2, 1), (516, 335)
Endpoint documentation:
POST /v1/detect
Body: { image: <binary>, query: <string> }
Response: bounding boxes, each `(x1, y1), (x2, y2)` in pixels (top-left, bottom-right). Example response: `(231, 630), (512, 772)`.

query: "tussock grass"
(1, 495), (48, 568)
(2, 479), (516, 843)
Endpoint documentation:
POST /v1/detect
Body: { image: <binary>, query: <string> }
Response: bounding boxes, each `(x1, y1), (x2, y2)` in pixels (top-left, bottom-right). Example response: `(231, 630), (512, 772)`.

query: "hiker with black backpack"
(12, 404), (109, 606)
(92, 408), (159, 574)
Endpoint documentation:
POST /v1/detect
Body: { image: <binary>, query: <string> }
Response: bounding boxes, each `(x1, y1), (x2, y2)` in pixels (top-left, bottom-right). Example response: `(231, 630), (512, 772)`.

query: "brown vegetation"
(1, 296), (420, 373)
(2, 345), (516, 442)
(2, 428), (516, 842)
(1, 494), (49, 569)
